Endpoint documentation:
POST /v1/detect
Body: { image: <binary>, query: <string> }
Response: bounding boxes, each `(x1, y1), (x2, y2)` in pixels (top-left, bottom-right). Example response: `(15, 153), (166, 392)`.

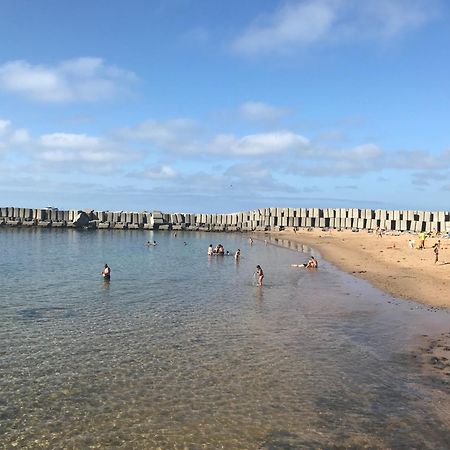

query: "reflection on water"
(0, 228), (449, 449)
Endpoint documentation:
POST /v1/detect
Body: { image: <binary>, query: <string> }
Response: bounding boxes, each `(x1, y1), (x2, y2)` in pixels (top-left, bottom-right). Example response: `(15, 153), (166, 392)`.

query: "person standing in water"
(101, 263), (111, 280)
(256, 265), (264, 286)
(235, 248), (241, 260)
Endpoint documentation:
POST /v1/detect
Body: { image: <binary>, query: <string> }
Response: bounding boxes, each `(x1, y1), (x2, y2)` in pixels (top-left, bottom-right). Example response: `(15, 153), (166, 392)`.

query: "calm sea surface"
(1, 228), (449, 449)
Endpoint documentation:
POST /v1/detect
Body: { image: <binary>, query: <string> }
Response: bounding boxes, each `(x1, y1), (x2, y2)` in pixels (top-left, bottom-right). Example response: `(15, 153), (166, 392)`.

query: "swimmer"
(208, 244), (214, 256)
(256, 265), (264, 286)
(101, 263), (111, 280)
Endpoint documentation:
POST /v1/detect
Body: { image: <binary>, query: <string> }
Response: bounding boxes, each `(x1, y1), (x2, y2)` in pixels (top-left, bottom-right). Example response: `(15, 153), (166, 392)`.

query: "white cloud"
(0, 119), (11, 134)
(211, 130), (309, 155)
(0, 58), (137, 102)
(122, 118), (200, 153)
(37, 132), (129, 164)
(233, 0), (334, 55)
(0, 119), (30, 150)
(239, 101), (290, 123)
(140, 165), (178, 179)
(232, 0), (438, 55)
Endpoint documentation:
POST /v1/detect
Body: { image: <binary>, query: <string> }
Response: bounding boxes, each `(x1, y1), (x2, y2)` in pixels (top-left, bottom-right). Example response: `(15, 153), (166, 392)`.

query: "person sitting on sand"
(101, 263), (111, 280)
(256, 265), (264, 286)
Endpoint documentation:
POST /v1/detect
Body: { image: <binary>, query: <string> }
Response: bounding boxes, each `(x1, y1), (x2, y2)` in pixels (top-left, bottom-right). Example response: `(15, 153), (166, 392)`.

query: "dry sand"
(271, 228), (450, 309)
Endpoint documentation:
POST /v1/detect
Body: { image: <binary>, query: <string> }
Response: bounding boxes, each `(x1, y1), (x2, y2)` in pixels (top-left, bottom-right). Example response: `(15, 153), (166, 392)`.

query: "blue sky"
(1, 0), (449, 213)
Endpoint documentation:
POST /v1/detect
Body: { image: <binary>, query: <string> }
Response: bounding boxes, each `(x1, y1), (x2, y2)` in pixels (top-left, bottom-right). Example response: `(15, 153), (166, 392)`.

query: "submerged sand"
(270, 228), (450, 309)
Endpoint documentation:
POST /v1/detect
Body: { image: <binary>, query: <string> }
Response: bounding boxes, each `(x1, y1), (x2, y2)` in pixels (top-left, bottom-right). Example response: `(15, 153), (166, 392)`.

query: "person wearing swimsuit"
(102, 263), (111, 280)
(256, 265), (264, 286)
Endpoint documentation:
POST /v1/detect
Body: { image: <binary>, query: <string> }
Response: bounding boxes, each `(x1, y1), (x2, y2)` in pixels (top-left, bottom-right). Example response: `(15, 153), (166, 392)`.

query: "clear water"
(1, 228), (449, 449)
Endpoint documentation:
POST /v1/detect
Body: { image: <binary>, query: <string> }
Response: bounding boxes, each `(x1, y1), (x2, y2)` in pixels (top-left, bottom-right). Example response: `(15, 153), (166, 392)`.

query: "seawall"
(1, 207), (449, 233)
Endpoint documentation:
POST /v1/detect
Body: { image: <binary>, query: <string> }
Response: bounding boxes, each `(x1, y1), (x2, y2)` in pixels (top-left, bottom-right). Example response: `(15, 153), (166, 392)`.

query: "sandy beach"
(271, 228), (450, 309)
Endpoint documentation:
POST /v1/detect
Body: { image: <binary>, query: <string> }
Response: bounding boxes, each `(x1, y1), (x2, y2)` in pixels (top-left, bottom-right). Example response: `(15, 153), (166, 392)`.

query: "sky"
(1, 0), (450, 213)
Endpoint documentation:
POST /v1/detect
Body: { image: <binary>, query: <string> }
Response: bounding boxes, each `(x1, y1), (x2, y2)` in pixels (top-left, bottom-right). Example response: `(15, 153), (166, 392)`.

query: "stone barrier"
(1, 207), (449, 234)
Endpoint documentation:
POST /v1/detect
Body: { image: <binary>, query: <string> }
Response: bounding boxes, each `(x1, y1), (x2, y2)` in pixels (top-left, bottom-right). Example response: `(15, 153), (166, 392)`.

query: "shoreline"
(269, 228), (450, 309)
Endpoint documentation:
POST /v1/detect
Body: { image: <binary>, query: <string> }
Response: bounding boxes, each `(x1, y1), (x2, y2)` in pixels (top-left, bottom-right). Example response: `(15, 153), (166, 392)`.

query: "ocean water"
(1, 228), (449, 449)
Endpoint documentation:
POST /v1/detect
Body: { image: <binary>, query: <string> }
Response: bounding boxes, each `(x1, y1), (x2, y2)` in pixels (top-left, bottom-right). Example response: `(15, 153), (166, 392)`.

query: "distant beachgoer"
(408, 239), (415, 249)
(264, 239), (268, 246)
(307, 256), (318, 268)
(226, 250), (230, 256)
(208, 244), (213, 256)
(376, 227), (383, 238)
(101, 263), (111, 280)
(256, 265), (264, 286)
(433, 243), (439, 264)
(184, 241), (188, 245)
(419, 232), (426, 249)
(235, 249), (241, 260)
(249, 238), (253, 246)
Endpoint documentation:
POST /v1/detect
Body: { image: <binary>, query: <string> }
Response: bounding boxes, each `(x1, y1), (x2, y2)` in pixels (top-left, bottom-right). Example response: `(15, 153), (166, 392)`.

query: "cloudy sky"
(1, 0), (449, 213)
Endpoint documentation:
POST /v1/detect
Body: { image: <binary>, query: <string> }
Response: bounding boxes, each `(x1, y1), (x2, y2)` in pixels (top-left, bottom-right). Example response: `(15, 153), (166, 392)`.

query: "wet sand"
(270, 228), (450, 309)
(268, 228), (450, 400)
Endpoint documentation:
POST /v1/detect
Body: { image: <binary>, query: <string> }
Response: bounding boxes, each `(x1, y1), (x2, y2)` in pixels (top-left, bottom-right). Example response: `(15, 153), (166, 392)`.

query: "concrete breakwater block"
(38, 221), (52, 227)
(128, 224), (142, 230)
(98, 222), (110, 229)
(52, 221), (66, 228)
(113, 223), (128, 229)
(6, 219), (21, 226)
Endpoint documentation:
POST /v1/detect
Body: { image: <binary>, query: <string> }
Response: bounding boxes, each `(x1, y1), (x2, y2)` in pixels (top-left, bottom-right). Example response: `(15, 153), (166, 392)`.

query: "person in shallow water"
(101, 263), (111, 280)
(291, 256), (318, 268)
(256, 265), (264, 286)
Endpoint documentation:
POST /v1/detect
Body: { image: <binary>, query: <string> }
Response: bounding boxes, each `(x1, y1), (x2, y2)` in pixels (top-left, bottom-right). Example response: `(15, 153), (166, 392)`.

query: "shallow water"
(1, 228), (449, 449)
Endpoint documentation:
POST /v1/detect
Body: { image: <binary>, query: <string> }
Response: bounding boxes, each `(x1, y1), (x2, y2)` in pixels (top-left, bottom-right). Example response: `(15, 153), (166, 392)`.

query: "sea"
(1, 227), (449, 449)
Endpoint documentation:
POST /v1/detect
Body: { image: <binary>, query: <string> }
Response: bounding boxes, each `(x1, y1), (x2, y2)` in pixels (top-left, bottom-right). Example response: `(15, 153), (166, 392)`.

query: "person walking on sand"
(256, 265), (264, 286)
(101, 263), (111, 280)
(433, 243), (439, 264)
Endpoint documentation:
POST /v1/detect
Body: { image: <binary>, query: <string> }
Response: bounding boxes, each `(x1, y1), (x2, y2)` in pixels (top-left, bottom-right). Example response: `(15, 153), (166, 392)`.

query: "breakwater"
(1, 206), (449, 233)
